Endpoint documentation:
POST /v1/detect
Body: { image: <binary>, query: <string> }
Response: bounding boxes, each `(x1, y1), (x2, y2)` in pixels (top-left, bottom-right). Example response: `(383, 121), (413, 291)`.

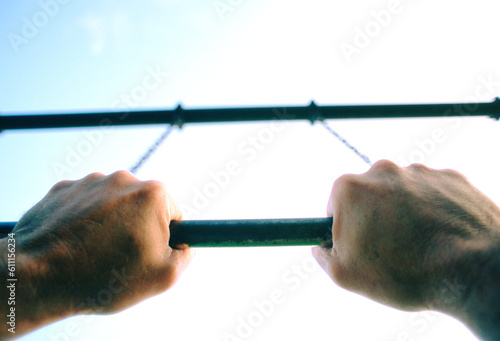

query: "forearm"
(0, 237), (74, 339)
(459, 244), (500, 341)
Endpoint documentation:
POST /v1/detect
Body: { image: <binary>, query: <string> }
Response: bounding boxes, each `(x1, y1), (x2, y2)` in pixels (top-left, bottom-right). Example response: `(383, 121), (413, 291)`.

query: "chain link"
(318, 120), (373, 166)
(129, 123), (178, 174)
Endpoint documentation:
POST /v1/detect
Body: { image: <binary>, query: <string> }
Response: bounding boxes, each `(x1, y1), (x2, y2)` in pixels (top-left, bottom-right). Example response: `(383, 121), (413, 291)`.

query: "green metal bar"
(0, 218), (333, 247)
(168, 218), (333, 247)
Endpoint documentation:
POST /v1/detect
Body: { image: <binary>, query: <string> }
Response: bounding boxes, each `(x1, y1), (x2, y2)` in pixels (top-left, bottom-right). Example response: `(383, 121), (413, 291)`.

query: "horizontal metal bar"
(0, 222), (16, 235)
(1, 99), (498, 131)
(0, 218), (333, 247)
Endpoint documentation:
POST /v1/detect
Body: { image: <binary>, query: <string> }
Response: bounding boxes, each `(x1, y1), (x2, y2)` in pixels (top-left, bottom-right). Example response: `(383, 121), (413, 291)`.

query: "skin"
(2, 163), (499, 339)
(0, 171), (193, 339)
(312, 160), (500, 340)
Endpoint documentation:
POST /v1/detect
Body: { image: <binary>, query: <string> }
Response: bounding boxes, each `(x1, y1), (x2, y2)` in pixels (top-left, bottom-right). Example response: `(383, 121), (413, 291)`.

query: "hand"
(312, 160), (500, 339)
(1, 171), (193, 337)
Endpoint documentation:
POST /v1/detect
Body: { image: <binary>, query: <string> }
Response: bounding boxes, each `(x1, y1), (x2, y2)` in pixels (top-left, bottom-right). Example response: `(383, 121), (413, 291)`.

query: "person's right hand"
(312, 160), (500, 340)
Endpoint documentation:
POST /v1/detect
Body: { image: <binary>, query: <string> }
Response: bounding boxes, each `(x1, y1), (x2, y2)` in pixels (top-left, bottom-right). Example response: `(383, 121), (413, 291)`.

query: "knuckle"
(332, 174), (365, 200)
(140, 180), (167, 201)
(50, 179), (73, 192)
(329, 262), (352, 289)
(109, 170), (136, 183)
(334, 173), (360, 190)
(156, 263), (180, 292)
(407, 163), (430, 172)
(142, 180), (166, 194)
(84, 172), (105, 181)
(441, 168), (467, 180)
(370, 159), (400, 174)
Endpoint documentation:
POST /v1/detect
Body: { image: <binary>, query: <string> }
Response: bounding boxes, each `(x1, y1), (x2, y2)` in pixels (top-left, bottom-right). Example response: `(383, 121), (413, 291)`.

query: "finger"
(326, 190), (334, 218)
(312, 246), (335, 280)
(167, 247), (194, 286)
(150, 246), (194, 294)
(164, 190), (193, 268)
(327, 175), (352, 242)
(168, 196), (183, 222)
(328, 173), (357, 219)
(170, 246), (194, 268)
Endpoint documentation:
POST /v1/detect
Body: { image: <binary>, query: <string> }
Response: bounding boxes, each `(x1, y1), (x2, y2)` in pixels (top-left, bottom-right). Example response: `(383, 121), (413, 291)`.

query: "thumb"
(314, 184), (336, 277)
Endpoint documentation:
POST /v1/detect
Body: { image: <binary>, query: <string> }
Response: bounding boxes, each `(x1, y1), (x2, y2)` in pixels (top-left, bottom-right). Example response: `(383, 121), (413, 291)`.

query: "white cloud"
(80, 14), (106, 55)
(80, 12), (131, 56)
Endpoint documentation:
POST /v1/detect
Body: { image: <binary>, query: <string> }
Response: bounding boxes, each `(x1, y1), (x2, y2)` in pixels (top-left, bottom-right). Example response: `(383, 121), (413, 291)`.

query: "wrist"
(436, 237), (500, 341)
(1, 236), (75, 338)
(460, 242), (500, 340)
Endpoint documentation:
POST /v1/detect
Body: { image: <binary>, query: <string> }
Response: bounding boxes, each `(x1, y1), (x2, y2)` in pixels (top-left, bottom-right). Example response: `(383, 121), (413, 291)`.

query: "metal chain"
(318, 120), (373, 166)
(129, 117), (372, 175)
(129, 123), (178, 174)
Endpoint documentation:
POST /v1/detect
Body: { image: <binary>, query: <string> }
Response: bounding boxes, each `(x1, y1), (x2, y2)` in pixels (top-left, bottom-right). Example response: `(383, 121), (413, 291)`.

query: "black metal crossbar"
(1, 99), (499, 131)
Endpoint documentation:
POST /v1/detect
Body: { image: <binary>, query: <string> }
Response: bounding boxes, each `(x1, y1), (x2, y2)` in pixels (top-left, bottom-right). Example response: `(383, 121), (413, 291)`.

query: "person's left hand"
(1, 171), (193, 338)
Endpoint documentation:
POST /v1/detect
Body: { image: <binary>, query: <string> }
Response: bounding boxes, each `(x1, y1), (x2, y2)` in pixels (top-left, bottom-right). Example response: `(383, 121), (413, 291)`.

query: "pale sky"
(1, 0), (499, 340)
